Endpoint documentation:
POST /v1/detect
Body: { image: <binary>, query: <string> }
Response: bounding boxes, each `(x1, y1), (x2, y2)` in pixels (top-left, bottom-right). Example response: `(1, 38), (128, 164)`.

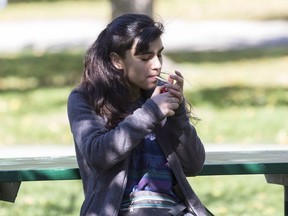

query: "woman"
(67, 14), (208, 216)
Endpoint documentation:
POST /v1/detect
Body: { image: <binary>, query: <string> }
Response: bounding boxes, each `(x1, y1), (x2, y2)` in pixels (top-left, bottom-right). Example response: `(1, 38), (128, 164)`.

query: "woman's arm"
(166, 101), (205, 176)
(67, 90), (165, 171)
(158, 71), (205, 175)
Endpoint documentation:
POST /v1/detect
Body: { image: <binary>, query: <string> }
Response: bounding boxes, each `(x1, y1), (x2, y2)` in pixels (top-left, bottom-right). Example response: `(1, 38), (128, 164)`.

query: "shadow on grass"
(1, 47), (288, 91)
(186, 85), (288, 107)
(0, 52), (84, 90)
(44, 194), (78, 215)
(1, 51), (287, 109)
(166, 46), (288, 63)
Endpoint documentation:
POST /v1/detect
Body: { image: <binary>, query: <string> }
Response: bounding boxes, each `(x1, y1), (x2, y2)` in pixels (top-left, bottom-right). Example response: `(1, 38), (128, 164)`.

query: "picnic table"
(1, 150), (288, 214)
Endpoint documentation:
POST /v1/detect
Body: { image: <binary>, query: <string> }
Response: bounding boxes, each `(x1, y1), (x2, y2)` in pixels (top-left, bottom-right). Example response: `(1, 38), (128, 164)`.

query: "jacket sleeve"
(165, 100), (205, 176)
(67, 90), (165, 171)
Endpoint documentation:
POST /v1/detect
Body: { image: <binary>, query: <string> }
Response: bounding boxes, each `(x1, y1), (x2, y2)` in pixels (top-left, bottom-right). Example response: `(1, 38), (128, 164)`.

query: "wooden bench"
(1, 150), (288, 214)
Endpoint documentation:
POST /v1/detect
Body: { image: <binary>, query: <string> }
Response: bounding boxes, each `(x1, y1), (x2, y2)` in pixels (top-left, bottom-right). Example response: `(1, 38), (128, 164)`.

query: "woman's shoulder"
(69, 86), (85, 98)
(68, 86), (89, 106)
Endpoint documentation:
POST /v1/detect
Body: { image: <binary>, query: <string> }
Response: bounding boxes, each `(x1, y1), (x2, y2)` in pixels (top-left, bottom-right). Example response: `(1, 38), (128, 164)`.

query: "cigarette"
(160, 71), (170, 75)
(155, 76), (168, 83)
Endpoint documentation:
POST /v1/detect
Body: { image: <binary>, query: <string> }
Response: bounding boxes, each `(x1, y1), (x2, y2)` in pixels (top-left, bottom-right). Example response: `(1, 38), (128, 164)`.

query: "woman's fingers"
(164, 85), (183, 104)
(151, 91), (180, 117)
(166, 70), (184, 103)
(171, 71), (184, 89)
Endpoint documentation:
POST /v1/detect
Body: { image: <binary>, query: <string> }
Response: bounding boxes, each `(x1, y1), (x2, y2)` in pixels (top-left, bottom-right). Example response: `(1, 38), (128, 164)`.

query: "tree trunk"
(110, 0), (154, 19)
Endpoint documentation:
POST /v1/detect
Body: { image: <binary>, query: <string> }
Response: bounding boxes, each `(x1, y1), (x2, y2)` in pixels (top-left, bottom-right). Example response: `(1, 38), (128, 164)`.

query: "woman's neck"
(131, 90), (141, 101)
(129, 84), (141, 101)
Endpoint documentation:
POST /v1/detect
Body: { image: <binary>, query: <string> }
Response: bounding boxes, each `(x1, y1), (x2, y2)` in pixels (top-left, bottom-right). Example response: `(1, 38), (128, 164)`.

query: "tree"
(110, 0), (154, 19)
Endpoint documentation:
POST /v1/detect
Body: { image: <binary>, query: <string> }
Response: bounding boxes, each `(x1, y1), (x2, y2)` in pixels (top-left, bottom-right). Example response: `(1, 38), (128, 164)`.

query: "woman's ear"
(110, 52), (123, 70)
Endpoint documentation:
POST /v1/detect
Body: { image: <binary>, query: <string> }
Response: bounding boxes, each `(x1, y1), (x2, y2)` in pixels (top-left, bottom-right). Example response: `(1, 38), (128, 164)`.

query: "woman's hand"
(164, 70), (184, 104)
(150, 71), (184, 117)
(151, 86), (179, 117)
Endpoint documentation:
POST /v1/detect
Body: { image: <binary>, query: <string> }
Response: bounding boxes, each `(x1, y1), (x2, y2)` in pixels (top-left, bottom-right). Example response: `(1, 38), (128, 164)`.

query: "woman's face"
(121, 37), (164, 97)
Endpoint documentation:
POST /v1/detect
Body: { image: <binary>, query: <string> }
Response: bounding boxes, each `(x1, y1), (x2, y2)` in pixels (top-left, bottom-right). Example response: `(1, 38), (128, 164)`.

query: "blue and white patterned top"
(120, 132), (178, 210)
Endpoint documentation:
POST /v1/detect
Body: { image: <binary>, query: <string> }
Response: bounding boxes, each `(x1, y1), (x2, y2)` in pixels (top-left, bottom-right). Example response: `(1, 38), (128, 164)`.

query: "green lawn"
(2, 0), (288, 21)
(0, 180), (83, 216)
(1, 1), (288, 215)
(174, 48), (288, 145)
(189, 175), (283, 216)
(1, 49), (287, 145)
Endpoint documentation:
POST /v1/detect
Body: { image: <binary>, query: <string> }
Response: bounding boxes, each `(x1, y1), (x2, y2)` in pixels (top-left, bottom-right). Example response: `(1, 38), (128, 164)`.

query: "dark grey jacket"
(67, 88), (207, 216)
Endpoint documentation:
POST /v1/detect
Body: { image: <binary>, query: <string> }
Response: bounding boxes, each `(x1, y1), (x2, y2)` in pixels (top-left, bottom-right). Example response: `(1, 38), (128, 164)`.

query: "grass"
(1, 0), (288, 21)
(0, 0), (111, 21)
(0, 180), (83, 216)
(171, 47), (288, 144)
(156, 0), (288, 21)
(1, 1), (288, 215)
(189, 175), (283, 216)
(2, 48), (287, 145)
(0, 87), (73, 145)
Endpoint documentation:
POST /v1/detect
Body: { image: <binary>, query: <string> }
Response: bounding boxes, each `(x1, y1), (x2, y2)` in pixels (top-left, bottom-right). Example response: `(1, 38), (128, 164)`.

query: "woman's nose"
(152, 55), (162, 70)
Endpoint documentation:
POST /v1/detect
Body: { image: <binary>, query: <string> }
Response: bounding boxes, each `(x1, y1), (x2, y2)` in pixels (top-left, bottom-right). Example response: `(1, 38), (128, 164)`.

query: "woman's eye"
(139, 53), (162, 61)
(140, 55), (152, 61)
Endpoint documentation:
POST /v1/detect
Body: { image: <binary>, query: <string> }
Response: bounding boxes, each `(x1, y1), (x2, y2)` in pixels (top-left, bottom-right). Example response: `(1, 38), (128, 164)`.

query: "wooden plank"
(0, 156), (80, 182)
(200, 150), (288, 175)
(1, 150), (288, 182)
(205, 150), (288, 164)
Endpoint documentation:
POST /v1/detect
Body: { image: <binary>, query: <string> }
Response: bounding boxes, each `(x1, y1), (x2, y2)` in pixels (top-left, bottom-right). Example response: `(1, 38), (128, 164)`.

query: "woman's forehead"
(132, 37), (163, 55)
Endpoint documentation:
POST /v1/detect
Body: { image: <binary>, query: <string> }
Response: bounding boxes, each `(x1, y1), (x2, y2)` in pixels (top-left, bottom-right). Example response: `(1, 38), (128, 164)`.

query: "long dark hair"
(80, 14), (164, 129)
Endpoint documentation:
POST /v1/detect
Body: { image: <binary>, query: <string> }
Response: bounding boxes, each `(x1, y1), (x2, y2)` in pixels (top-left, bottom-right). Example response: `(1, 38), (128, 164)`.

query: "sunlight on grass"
(0, 50), (287, 145)
(0, 0), (111, 21)
(0, 87), (73, 145)
(1, 0), (288, 21)
(172, 49), (288, 90)
(189, 175), (283, 216)
(156, 0), (288, 20)
(0, 180), (83, 216)
(177, 53), (288, 145)
(194, 106), (288, 144)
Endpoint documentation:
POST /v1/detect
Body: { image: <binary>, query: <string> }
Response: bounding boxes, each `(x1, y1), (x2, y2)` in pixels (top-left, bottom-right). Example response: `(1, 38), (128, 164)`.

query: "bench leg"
(285, 186), (288, 216)
(0, 182), (21, 203)
(265, 174), (288, 216)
